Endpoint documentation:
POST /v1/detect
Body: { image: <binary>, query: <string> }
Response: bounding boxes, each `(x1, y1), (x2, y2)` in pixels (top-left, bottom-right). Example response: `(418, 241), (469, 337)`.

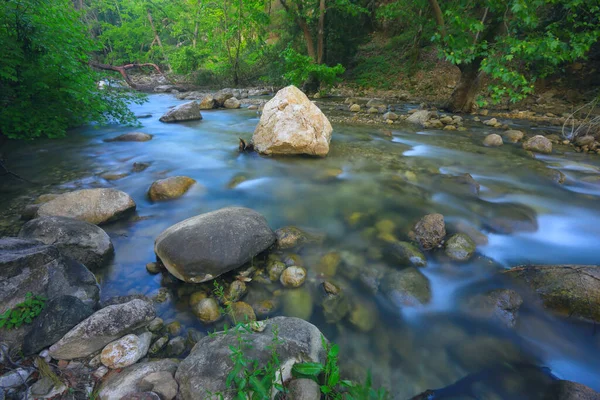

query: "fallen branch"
(562, 97), (600, 140)
(89, 61), (164, 89)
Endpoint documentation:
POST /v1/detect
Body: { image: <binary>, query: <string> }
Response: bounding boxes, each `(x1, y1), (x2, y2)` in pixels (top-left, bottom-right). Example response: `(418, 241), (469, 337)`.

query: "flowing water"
(2, 94), (600, 399)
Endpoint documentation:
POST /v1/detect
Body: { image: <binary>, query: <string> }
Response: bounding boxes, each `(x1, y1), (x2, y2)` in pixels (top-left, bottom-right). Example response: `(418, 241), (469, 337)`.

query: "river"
(1, 93), (600, 399)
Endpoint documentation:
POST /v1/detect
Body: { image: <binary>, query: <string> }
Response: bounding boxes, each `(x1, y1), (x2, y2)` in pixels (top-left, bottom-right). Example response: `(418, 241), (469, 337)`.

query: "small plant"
(0, 292), (46, 330)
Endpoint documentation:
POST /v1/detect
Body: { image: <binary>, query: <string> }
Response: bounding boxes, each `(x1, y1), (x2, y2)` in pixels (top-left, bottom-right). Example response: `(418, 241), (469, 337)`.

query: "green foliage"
(0, 0), (144, 140)
(282, 47), (345, 87)
(0, 292), (46, 330)
(349, 55), (396, 89)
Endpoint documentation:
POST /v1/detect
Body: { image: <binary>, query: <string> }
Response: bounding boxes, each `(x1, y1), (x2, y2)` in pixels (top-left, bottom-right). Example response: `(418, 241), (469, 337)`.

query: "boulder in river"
(406, 110), (432, 126)
(198, 95), (216, 110)
(413, 213), (446, 250)
(252, 85), (333, 156)
(154, 207), (276, 283)
(444, 233), (476, 262)
(49, 298), (155, 360)
(176, 317), (327, 400)
(19, 216), (114, 270)
(523, 135), (552, 154)
(104, 132), (153, 142)
(504, 265), (600, 322)
(159, 101), (203, 123)
(148, 176), (197, 201)
(214, 89), (234, 107)
(502, 130), (524, 143)
(223, 97), (241, 109)
(36, 188), (136, 225)
(483, 134), (503, 147)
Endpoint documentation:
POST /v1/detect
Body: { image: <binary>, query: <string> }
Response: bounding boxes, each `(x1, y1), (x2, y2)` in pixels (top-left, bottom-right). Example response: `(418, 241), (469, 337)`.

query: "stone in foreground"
(176, 317), (327, 400)
(252, 85), (333, 156)
(19, 216), (114, 270)
(155, 207), (276, 283)
(98, 360), (179, 400)
(100, 332), (152, 369)
(49, 299), (155, 360)
(523, 135), (552, 154)
(504, 265), (600, 322)
(159, 101), (203, 123)
(36, 188), (136, 225)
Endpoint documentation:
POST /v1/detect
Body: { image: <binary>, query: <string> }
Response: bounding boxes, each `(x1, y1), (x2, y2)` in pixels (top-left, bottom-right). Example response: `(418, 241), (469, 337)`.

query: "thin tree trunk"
(316, 0), (325, 64)
(147, 9), (171, 71)
(279, 0), (317, 61)
(427, 0), (445, 37)
(446, 60), (483, 113)
(192, 0), (201, 48)
(89, 61), (164, 88)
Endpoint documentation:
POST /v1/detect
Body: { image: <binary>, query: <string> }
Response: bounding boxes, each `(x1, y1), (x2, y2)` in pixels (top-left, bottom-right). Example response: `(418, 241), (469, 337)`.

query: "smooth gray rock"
(154, 207), (276, 283)
(98, 359), (179, 400)
(139, 371), (179, 400)
(36, 188), (136, 225)
(49, 299), (155, 360)
(176, 317), (327, 400)
(288, 378), (320, 400)
(0, 369), (32, 389)
(159, 101), (202, 123)
(22, 295), (94, 355)
(19, 216), (114, 270)
(407, 110), (432, 126)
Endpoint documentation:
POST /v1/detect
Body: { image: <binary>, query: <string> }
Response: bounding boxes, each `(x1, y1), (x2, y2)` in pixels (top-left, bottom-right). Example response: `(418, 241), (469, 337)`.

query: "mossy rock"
(283, 289), (314, 320)
(317, 252), (341, 277)
(444, 233), (476, 262)
(388, 241), (427, 267)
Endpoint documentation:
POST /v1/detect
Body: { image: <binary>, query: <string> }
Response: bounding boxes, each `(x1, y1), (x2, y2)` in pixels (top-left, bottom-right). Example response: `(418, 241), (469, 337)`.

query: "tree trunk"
(316, 0), (325, 64)
(147, 9), (171, 71)
(89, 62), (164, 89)
(192, 0), (201, 48)
(427, 0), (445, 36)
(298, 19), (317, 61)
(446, 60), (483, 113)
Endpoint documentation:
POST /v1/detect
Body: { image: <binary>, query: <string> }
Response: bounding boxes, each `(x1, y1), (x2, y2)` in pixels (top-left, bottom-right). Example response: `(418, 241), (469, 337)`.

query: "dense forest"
(2, 0), (600, 139)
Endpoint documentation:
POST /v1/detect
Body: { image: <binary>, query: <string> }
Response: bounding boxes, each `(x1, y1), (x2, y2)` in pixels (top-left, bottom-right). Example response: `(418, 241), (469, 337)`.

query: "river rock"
(36, 188), (136, 225)
(523, 135), (552, 154)
(283, 289), (314, 320)
(214, 90), (233, 107)
(192, 298), (221, 323)
(383, 112), (399, 121)
(287, 378), (321, 400)
(463, 289), (523, 328)
(198, 95), (216, 110)
(154, 207), (276, 283)
(444, 233), (476, 261)
(388, 241), (427, 267)
(348, 299), (378, 332)
(483, 134), (503, 147)
(544, 380), (600, 400)
(267, 260), (286, 281)
(22, 295), (94, 355)
(275, 226), (313, 250)
(19, 216), (114, 270)
(503, 130), (524, 143)
(407, 110), (432, 126)
(49, 298), (155, 360)
(98, 359), (179, 400)
(225, 281), (247, 303)
(0, 238), (99, 320)
(575, 135), (595, 147)
(413, 213), (446, 250)
(252, 85), (333, 156)
(350, 104), (361, 112)
(230, 301), (256, 323)
(382, 267), (431, 307)
(366, 99), (385, 108)
(100, 332), (152, 369)
(321, 291), (351, 323)
(159, 101), (202, 123)
(148, 176), (196, 201)
(104, 132), (153, 142)
(139, 371), (179, 400)
(223, 97), (241, 109)
(280, 266), (307, 288)
(504, 265), (600, 321)
(176, 317), (327, 399)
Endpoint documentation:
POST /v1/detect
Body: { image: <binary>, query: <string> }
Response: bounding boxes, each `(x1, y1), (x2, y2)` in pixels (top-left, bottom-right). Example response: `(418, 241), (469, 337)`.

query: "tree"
(426, 0), (600, 112)
(0, 0), (144, 140)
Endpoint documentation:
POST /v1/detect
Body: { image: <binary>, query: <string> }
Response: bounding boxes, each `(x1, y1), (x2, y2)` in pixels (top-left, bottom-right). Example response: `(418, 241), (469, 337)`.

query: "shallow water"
(2, 94), (600, 398)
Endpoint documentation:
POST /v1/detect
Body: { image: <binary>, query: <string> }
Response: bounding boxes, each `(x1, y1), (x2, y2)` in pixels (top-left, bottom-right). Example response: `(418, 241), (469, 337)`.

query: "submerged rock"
(19, 216), (114, 270)
(523, 135), (552, 154)
(104, 132), (153, 142)
(413, 213), (446, 250)
(159, 101), (203, 123)
(388, 241), (427, 267)
(267, 259), (287, 281)
(275, 226), (315, 250)
(463, 289), (523, 328)
(230, 301), (256, 323)
(444, 233), (476, 262)
(317, 252), (341, 277)
(504, 265), (600, 322)
(148, 176), (197, 201)
(176, 317), (326, 399)
(321, 291), (351, 324)
(348, 299), (378, 332)
(252, 85), (333, 156)
(503, 130), (524, 143)
(382, 267), (431, 307)
(283, 289), (314, 320)
(280, 266), (307, 288)
(154, 207), (276, 283)
(192, 298), (221, 323)
(36, 188), (136, 225)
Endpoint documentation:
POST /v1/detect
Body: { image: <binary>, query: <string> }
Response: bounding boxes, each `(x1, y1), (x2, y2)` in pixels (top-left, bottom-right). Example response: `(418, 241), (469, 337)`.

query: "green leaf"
(292, 362), (324, 378)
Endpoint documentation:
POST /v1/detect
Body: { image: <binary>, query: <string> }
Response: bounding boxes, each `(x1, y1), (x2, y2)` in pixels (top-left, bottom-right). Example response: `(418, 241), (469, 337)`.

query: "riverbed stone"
(19, 216), (114, 270)
(504, 265), (600, 322)
(214, 90), (233, 107)
(321, 291), (351, 323)
(283, 289), (314, 320)
(188, 291), (209, 307)
(139, 371), (179, 400)
(224, 280), (247, 303)
(483, 134), (503, 147)
(223, 97), (241, 109)
(444, 233), (476, 261)
(230, 301), (256, 323)
(148, 176), (196, 201)
(280, 266), (307, 288)
(252, 85), (333, 156)
(406, 110), (432, 126)
(49, 299), (155, 360)
(97, 359), (179, 400)
(100, 332), (152, 369)
(22, 295), (94, 355)
(104, 132), (153, 142)
(388, 241), (427, 267)
(383, 111), (399, 121)
(413, 213), (446, 250)
(523, 135), (552, 154)
(154, 207), (276, 283)
(275, 226), (312, 250)
(317, 252), (341, 276)
(159, 101), (203, 122)
(192, 298), (221, 323)
(503, 130), (524, 143)
(198, 95), (216, 110)
(36, 188), (136, 225)
(464, 289), (523, 328)
(348, 299), (378, 332)
(382, 267), (431, 307)
(267, 259), (287, 281)
(176, 317), (327, 399)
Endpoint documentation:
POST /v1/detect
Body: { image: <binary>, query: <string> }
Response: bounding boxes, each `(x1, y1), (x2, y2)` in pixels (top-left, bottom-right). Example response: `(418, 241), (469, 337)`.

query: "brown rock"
(413, 214), (446, 250)
(148, 176), (196, 201)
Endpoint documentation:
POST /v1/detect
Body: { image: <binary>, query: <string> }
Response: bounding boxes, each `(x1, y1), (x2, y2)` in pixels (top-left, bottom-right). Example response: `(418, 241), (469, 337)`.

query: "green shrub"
(0, 292), (46, 330)
(282, 47), (345, 88)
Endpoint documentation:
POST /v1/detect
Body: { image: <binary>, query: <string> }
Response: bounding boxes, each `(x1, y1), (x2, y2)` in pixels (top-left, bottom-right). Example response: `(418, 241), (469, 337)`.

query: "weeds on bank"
(0, 292), (46, 330)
